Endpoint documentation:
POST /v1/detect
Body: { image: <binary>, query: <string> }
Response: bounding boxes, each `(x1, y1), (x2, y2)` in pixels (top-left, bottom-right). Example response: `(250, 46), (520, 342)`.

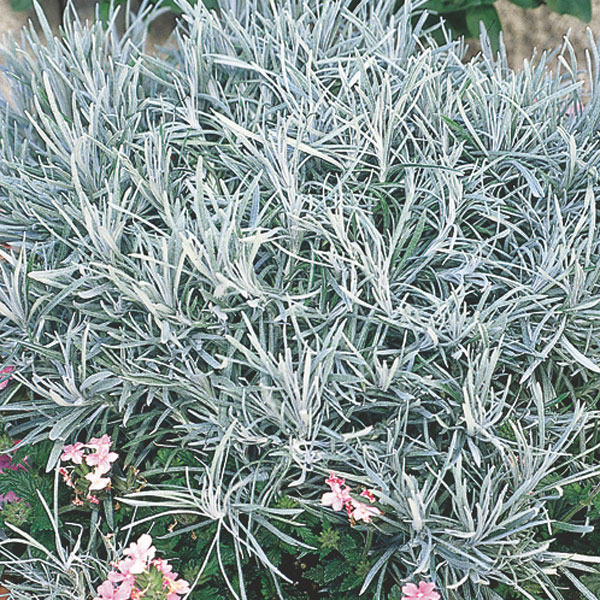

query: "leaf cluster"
(0, 442), (54, 539)
(1, 0), (600, 599)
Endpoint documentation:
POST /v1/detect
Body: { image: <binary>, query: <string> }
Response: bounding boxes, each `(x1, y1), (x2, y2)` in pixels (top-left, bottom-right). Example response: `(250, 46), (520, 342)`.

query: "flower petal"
(402, 583), (418, 596)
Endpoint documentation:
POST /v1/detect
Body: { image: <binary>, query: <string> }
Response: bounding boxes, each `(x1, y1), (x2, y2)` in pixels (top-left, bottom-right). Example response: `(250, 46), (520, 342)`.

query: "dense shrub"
(1, 1), (600, 598)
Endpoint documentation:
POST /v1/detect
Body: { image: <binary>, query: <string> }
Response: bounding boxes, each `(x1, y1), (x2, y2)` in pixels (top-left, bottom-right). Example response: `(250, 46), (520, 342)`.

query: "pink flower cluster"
(60, 435), (118, 505)
(401, 581), (440, 600)
(0, 366), (14, 391)
(321, 471), (382, 524)
(94, 534), (191, 600)
(0, 441), (25, 506)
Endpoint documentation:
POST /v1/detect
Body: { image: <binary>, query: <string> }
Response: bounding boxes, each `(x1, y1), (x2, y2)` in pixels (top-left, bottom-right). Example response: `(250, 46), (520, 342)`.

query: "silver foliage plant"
(1, 0), (600, 597)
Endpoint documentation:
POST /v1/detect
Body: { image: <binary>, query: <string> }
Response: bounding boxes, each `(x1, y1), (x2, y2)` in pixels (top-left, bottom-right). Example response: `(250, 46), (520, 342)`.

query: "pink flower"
(350, 500), (382, 523)
(115, 557), (137, 577)
(0, 453), (25, 473)
(0, 366), (14, 390)
(321, 486), (352, 511)
(325, 471), (350, 491)
(122, 534), (156, 574)
(85, 445), (119, 475)
(152, 557), (174, 576)
(61, 442), (85, 465)
(166, 576), (191, 600)
(108, 568), (135, 587)
(321, 471), (353, 512)
(360, 489), (377, 503)
(0, 455), (11, 473)
(87, 434), (112, 451)
(85, 469), (111, 491)
(0, 453), (23, 474)
(59, 467), (75, 488)
(93, 580), (132, 600)
(0, 491), (19, 504)
(401, 581), (441, 600)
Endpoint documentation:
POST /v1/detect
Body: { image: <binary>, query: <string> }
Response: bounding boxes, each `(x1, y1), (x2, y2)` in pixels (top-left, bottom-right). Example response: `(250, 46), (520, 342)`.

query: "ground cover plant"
(1, 0), (600, 598)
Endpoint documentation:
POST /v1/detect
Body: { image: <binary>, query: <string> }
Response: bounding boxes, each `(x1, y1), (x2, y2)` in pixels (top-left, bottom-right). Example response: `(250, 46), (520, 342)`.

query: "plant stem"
(360, 529), (374, 563)
(561, 481), (600, 524)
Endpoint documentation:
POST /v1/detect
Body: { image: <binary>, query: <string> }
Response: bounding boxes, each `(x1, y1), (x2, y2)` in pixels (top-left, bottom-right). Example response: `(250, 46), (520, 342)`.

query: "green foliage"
(581, 574), (600, 598)
(545, 0), (591, 21)
(1, 499), (33, 527)
(508, 0), (543, 7)
(464, 4), (501, 39)
(150, 494), (392, 599)
(492, 583), (543, 600)
(9, 0), (32, 10)
(0, 434), (14, 452)
(0, 441), (54, 540)
(418, 0), (591, 50)
(133, 564), (171, 599)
